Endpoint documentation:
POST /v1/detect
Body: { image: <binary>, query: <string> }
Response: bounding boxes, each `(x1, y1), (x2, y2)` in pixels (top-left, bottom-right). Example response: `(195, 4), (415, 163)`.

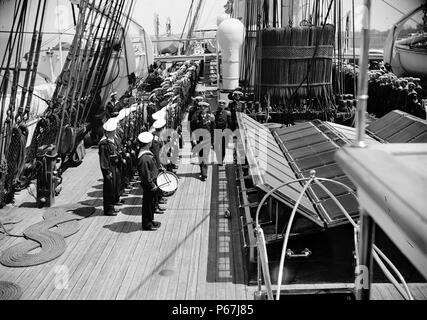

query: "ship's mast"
(185, 0), (204, 55)
(166, 17), (172, 37)
(154, 13), (160, 55)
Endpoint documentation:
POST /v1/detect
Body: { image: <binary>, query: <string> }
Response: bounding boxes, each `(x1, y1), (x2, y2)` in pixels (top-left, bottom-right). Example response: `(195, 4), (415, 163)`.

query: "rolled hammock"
(257, 25), (336, 110)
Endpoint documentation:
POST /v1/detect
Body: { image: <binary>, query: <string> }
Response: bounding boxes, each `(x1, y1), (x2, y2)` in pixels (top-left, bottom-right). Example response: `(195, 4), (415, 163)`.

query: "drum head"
(157, 172), (179, 194)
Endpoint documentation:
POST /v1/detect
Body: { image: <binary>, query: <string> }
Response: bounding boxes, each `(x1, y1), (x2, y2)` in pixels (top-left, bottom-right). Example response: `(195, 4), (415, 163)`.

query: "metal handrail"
(254, 170), (414, 300)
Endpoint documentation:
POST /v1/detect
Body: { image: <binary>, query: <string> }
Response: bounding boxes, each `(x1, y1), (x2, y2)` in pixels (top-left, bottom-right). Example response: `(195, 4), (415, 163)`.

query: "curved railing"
(254, 170), (414, 300)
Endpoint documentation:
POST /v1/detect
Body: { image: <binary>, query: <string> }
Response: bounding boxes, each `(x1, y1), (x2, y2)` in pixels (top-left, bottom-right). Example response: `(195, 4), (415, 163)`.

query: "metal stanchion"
(352, 0), (375, 301)
(356, 209), (375, 300)
(353, 0), (371, 149)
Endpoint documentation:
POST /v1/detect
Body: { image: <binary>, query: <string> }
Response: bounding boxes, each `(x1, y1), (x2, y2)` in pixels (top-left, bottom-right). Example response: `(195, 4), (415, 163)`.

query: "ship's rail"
(254, 171), (418, 301)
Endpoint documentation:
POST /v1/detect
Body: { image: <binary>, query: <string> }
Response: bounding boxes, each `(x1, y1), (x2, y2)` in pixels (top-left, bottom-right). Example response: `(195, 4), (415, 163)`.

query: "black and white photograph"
(0, 0), (426, 304)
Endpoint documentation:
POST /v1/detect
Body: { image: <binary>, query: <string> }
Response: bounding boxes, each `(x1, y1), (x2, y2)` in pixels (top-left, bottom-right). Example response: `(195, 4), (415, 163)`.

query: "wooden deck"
(0, 118), (253, 300)
(1, 117), (426, 300)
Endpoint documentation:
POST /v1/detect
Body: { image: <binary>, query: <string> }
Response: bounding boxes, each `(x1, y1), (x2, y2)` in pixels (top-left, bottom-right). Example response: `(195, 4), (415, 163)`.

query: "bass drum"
(156, 171), (179, 197)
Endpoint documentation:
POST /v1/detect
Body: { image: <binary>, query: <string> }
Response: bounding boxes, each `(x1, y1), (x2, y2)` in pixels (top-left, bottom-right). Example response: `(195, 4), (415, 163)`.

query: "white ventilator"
(216, 18), (245, 90)
(216, 14), (230, 28)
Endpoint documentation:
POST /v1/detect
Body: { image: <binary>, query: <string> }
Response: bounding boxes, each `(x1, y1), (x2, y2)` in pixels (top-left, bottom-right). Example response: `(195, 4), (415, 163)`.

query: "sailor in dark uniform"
(137, 132), (162, 231)
(195, 103), (215, 182)
(188, 96), (204, 148)
(228, 91), (244, 131)
(106, 92), (120, 119)
(214, 100), (231, 165)
(99, 120), (121, 216)
(150, 117), (168, 212)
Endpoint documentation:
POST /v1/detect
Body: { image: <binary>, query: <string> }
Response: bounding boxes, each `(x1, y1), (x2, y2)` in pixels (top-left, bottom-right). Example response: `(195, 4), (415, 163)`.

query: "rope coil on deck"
(0, 206), (95, 268)
(0, 216), (24, 241)
(0, 281), (23, 300)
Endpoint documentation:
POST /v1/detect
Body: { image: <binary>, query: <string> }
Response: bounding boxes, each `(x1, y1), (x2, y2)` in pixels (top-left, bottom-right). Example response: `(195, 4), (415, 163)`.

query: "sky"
(132, 0), (228, 36)
(130, 0), (425, 37)
(344, 0), (425, 31)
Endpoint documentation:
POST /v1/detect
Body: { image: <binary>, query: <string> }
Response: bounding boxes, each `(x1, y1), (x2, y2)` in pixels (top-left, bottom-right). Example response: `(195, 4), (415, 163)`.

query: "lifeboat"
(384, 2), (427, 78)
(394, 33), (427, 78)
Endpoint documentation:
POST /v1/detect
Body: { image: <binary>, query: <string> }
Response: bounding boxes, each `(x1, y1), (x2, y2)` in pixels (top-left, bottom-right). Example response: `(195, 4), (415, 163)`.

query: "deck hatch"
(273, 121), (361, 227)
(236, 113), (323, 226)
(367, 110), (427, 143)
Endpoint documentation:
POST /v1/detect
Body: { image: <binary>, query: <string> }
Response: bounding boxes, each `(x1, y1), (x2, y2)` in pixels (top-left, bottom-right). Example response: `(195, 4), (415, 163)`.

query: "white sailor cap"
(152, 110), (166, 121)
(199, 101), (210, 107)
(103, 119), (117, 132)
(153, 118), (166, 130)
(138, 132), (154, 144)
(167, 103), (177, 111)
(192, 96), (204, 102)
(117, 110), (126, 121)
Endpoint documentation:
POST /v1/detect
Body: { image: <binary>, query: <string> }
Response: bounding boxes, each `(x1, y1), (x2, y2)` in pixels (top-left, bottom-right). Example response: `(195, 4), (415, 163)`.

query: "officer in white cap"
(194, 102), (215, 182)
(99, 120), (121, 216)
(137, 132), (162, 231)
(188, 96), (205, 145)
(215, 100), (232, 165)
(229, 90), (244, 131)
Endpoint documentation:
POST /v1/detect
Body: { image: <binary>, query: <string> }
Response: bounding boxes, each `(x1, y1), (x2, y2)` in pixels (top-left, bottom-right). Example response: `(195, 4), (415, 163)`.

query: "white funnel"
(217, 18), (245, 90)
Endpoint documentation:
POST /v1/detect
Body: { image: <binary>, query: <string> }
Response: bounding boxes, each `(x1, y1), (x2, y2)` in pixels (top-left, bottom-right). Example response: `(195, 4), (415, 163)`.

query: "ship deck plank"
(1, 116), (425, 301)
(8, 114), (251, 300)
(141, 164), (197, 300)
(152, 159), (189, 300)
(173, 165), (200, 300)
(163, 171), (194, 300)
(371, 284), (427, 300)
(184, 166), (208, 300)
(195, 169), (214, 300)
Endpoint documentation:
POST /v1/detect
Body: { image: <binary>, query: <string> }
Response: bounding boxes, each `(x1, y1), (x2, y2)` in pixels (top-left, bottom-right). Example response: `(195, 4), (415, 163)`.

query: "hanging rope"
(0, 0), (29, 206)
(256, 0), (335, 117)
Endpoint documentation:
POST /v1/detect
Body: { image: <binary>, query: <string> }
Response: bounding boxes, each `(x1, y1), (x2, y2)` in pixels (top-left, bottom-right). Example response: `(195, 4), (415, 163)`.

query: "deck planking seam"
(154, 155), (192, 300)
(171, 164), (200, 300)
(195, 162), (215, 300)
(164, 158), (198, 300)
(3, 158), (101, 299)
(28, 162), (103, 299)
(184, 160), (209, 300)
(93, 195), (143, 300)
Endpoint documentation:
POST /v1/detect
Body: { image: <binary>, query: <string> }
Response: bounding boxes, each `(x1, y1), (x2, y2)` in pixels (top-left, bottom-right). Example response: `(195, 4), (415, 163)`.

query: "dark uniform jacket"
(106, 101), (119, 119)
(99, 137), (118, 171)
(188, 106), (200, 133)
(215, 109), (231, 130)
(138, 150), (159, 191)
(228, 101), (242, 131)
(150, 132), (163, 169)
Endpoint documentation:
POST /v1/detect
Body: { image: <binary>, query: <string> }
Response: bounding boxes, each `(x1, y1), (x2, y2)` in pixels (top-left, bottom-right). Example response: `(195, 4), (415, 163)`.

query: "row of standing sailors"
(98, 116), (169, 230)
(98, 61), (201, 230)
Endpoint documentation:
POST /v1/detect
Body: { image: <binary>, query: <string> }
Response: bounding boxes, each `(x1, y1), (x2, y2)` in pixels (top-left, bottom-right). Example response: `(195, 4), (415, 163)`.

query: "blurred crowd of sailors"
(97, 59), (269, 231)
